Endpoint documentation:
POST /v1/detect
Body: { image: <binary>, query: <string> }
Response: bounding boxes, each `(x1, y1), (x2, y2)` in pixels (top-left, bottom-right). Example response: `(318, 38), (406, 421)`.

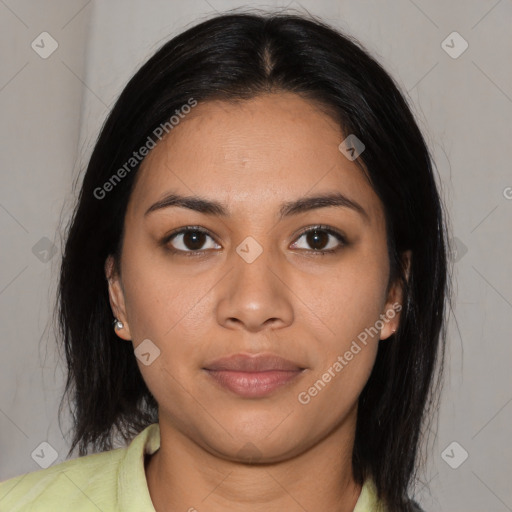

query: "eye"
(290, 225), (347, 254)
(164, 226), (220, 255)
(162, 224), (347, 257)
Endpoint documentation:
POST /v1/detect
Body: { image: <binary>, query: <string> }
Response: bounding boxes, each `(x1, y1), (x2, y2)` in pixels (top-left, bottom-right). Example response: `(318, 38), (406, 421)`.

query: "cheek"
(121, 256), (211, 407)
(295, 341), (378, 437)
(291, 251), (387, 402)
(120, 241), (208, 339)
(295, 268), (384, 413)
(296, 254), (389, 345)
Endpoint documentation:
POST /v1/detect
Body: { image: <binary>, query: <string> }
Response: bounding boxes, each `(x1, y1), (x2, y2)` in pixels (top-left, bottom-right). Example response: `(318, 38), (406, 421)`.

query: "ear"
(380, 250), (411, 340)
(105, 255), (132, 340)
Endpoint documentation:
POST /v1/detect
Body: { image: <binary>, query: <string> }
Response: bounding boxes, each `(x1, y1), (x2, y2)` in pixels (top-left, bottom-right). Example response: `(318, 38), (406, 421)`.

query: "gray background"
(1, 1), (511, 511)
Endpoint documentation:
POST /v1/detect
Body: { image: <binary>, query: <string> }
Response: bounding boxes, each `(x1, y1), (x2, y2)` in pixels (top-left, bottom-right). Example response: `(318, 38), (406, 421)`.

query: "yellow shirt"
(0, 423), (386, 511)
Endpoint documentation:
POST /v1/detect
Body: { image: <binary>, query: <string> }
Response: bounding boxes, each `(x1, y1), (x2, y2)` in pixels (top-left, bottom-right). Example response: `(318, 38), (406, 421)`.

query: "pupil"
(307, 230), (327, 250)
(184, 231), (205, 250)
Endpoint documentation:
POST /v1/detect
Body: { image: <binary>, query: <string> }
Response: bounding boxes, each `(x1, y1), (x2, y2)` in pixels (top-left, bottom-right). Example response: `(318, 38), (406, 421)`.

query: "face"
(106, 92), (407, 463)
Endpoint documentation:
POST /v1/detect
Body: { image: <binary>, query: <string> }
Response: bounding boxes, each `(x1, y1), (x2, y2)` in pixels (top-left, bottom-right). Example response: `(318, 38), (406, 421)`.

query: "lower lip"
(204, 369), (304, 398)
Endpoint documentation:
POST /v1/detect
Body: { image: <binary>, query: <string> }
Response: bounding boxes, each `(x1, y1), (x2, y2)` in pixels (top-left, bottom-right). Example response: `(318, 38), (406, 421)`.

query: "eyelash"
(161, 224), (347, 258)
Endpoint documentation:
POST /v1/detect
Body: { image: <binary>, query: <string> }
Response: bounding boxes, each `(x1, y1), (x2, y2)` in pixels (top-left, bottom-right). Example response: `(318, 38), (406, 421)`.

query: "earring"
(113, 318), (124, 331)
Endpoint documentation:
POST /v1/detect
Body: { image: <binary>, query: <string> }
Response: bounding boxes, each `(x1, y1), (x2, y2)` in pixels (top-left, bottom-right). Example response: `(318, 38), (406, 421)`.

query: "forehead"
(127, 93), (384, 224)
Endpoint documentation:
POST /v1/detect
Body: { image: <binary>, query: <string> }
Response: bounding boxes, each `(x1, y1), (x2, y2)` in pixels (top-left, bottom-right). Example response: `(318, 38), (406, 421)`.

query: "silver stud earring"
(113, 318), (124, 331)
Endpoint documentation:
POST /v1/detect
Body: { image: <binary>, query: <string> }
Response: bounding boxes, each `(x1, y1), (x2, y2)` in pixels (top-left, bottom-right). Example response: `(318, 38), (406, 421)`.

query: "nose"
(215, 244), (294, 333)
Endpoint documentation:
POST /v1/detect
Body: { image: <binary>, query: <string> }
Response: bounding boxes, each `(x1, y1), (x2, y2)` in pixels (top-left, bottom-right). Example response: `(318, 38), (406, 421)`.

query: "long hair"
(57, 11), (451, 511)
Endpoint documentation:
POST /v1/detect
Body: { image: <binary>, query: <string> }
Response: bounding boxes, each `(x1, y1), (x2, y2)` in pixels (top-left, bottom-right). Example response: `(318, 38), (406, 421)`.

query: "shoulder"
(355, 479), (426, 512)
(355, 478), (388, 511)
(0, 446), (126, 511)
(0, 422), (160, 512)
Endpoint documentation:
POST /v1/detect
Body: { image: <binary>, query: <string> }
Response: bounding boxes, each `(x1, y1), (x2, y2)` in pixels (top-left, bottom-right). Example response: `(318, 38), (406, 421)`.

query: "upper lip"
(203, 353), (304, 372)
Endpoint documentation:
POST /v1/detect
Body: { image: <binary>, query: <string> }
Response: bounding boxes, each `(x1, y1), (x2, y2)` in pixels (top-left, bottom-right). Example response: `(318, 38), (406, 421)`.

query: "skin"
(105, 92), (410, 512)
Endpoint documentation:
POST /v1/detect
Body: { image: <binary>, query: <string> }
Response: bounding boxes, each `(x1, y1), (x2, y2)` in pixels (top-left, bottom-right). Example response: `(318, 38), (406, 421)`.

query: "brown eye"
(182, 230), (207, 250)
(166, 227), (220, 253)
(291, 226), (346, 254)
(305, 229), (329, 250)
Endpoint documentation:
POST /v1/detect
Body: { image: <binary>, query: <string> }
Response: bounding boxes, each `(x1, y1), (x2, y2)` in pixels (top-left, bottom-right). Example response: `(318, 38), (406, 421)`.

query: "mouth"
(202, 353), (306, 398)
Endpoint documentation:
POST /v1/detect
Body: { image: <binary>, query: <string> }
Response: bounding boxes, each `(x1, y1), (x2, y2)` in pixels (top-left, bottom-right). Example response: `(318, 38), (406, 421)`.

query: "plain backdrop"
(1, 1), (511, 511)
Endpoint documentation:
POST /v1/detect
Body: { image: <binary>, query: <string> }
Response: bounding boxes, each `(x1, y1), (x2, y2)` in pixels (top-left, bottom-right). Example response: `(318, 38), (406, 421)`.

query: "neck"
(145, 411), (361, 512)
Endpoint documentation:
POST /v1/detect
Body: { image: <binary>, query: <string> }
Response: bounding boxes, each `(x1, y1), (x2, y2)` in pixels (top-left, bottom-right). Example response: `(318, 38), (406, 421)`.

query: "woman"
(0, 11), (451, 512)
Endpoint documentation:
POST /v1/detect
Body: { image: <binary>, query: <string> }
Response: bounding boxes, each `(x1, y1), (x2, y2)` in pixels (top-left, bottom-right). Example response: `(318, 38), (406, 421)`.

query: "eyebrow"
(144, 191), (370, 223)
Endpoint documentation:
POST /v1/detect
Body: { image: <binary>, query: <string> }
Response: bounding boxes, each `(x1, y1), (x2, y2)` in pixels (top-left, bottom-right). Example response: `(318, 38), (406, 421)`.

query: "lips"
(203, 353), (306, 398)
(203, 353), (304, 372)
